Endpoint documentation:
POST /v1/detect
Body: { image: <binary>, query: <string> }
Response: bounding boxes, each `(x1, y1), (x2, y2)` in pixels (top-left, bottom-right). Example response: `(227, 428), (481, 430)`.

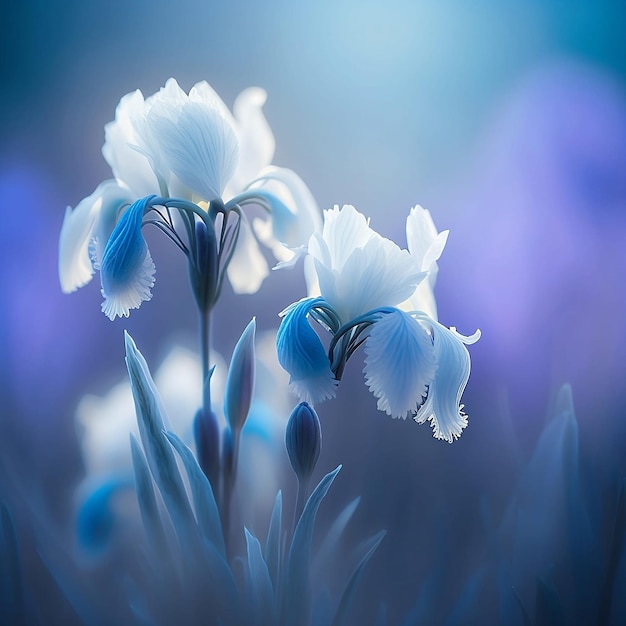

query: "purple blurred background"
(2, 0), (626, 622)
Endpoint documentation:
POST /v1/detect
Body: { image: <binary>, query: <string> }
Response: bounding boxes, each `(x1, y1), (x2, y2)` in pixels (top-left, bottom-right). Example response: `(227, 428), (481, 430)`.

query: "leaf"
(264, 491), (282, 592)
(164, 431), (226, 558)
(125, 332), (196, 546)
(130, 434), (169, 559)
(282, 465), (341, 626)
(332, 529), (386, 626)
(245, 528), (274, 625)
(313, 497), (360, 581)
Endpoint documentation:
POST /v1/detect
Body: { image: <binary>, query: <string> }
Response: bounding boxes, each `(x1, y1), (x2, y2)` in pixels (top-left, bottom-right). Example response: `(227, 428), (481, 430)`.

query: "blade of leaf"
(331, 529), (386, 626)
(164, 431), (226, 558)
(313, 497), (360, 581)
(264, 490), (282, 592)
(245, 528), (275, 625)
(282, 465), (342, 626)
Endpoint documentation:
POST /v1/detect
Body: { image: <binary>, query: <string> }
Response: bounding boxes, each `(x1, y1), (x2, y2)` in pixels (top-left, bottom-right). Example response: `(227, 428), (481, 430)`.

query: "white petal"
(58, 181), (132, 293)
(102, 90), (161, 196)
(406, 205), (448, 271)
(226, 215), (270, 294)
(333, 236), (426, 320)
(403, 205), (449, 320)
(316, 205), (373, 273)
(226, 88), (275, 195)
(189, 80), (236, 128)
(363, 310), (436, 417)
(251, 165), (322, 255)
(148, 99), (239, 201)
(414, 319), (480, 442)
(308, 205), (425, 320)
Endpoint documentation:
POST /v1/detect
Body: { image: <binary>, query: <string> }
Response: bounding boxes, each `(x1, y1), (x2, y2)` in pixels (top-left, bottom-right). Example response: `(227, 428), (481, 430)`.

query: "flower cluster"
(59, 78), (320, 319)
(276, 204), (480, 442)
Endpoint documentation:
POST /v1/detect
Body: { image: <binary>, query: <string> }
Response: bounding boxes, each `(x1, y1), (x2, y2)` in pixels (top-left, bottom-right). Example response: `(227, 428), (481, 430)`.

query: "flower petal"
(226, 88), (275, 196)
(147, 98), (239, 201)
(226, 214), (269, 294)
(100, 196), (156, 320)
(406, 205), (448, 272)
(404, 206), (449, 320)
(363, 310), (437, 417)
(276, 298), (337, 404)
(58, 181), (132, 293)
(102, 90), (161, 197)
(309, 205), (425, 320)
(251, 165), (322, 262)
(414, 318), (481, 442)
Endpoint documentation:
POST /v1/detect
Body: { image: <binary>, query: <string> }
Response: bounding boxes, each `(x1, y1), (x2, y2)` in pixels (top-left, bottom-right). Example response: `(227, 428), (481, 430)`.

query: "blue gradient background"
(2, 0), (626, 622)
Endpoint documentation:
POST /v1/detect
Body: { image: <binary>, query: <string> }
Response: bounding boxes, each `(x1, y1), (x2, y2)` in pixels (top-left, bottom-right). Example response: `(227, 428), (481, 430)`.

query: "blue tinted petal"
(414, 318), (480, 442)
(100, 196), (156, 320)
(363, 310), (436, 418)
(276, 298), (337, 404)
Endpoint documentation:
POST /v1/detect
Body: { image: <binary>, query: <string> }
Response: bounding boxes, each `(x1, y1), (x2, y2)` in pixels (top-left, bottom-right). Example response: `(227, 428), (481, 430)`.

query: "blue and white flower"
(59, 79), (320, 318)
(277, 204), (480, 442)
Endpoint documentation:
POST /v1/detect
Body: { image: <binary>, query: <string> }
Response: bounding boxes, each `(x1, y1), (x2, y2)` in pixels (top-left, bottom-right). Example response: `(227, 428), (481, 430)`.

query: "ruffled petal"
(363, 310), (437, 418)
(100, 196), (156, 320)
(59, 181), (133, 293)
(414, 317), (481, 442)
(226, 88), (275, 196)
(147, 98), (239, 201)
(276, 298), (337, 404)
(226, 214), (270, 294)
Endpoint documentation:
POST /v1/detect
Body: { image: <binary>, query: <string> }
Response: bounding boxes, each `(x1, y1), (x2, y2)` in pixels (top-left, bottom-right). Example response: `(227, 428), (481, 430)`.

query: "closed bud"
(285, 402), (322, 482)
(224, 318), (256, 433)
(189, 218), (218, 312)
(193, 408), (220, 490)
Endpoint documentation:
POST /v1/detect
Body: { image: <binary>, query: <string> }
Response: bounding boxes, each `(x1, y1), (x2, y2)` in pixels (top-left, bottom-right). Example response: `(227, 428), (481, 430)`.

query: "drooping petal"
(276, 298), (337, 404)
(225, 88), (275, 196)
(147, 98), (239, 201)
(100, 196), (156, 320)
(226, 214), (269, 294)
(414, 317), (481, 442)
(58, 181), (133, 293)
(363, 310), (437, 418)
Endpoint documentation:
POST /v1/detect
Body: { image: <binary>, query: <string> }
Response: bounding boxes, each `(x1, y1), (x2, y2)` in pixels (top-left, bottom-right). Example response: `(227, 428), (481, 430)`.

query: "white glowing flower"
(277, 204), (480, 441)
(60, 79), (320, 318)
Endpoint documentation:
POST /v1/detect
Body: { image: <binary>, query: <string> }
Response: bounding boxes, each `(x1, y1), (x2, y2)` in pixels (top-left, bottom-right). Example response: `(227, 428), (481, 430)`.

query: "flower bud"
(193, 408), (220, 490)
(224, 318), (256, 433)
(189, 219), (218, 312)
(285, 402), (322, 482)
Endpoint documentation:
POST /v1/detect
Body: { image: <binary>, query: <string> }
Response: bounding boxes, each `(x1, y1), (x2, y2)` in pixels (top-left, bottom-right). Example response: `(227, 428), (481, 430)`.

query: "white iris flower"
(277, 204), (480, 442)
(59, 79), (320, 319)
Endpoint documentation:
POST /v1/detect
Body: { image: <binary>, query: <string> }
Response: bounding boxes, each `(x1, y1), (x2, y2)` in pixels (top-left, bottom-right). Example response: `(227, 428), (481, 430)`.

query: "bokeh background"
(2, 0), (626, 623)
